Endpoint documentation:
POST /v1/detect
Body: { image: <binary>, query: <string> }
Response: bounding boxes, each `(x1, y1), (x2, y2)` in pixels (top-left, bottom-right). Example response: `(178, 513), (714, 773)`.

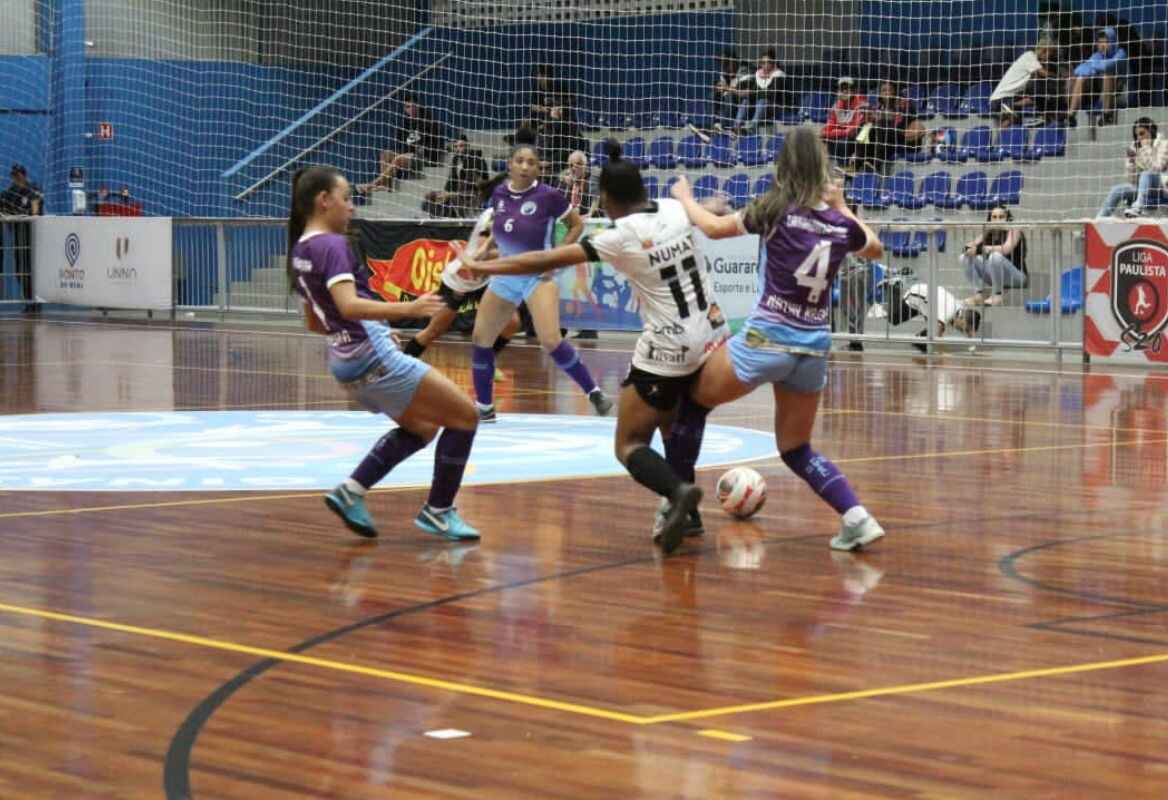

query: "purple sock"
(427, 427), (476, 509)
(780, 443), (860, 515)
(665, 396), (710, 483)
(549, 340), (597, 395)
(351, 428), (427, 489)
(471, 345), (495, 406)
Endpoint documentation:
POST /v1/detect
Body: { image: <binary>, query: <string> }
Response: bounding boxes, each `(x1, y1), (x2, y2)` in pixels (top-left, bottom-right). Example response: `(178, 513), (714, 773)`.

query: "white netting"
(3, 1), (1166, 222)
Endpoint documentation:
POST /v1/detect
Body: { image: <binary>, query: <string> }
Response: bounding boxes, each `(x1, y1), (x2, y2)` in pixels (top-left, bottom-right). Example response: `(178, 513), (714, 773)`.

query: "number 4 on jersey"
(794, 239), (831, 304)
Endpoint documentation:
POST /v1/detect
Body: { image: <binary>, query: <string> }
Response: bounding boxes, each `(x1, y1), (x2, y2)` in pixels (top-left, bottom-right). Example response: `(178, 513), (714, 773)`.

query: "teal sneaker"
(324, 484), (378, 539)
(829, 514), (885, 552)
(415, 505), (481, 541)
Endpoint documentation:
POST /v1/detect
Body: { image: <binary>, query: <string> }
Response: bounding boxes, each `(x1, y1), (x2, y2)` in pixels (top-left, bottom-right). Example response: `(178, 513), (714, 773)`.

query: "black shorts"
(438, 281), (486, 312)
(621, 364), (701, 412)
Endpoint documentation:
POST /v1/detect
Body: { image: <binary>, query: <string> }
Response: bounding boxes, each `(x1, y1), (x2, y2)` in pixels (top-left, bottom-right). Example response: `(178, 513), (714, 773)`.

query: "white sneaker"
(829, 514), (885, 551)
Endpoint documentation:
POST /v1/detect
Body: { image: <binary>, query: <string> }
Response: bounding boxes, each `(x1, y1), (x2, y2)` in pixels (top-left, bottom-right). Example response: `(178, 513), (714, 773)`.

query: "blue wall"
(0, 56), (50, 190)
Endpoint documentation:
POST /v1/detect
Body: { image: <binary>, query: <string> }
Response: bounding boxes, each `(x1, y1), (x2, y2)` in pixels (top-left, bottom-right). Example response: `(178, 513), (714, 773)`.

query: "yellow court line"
(642, 651), (1168, 724)
(697, 729), (753, 742)
(0, 601), (649, 725)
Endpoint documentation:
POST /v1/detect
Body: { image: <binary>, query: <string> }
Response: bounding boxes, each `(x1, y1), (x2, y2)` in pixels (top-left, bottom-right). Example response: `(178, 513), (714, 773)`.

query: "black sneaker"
(912, 330), (928, 353)
(573, 330), (599, 339)
(653, 501), (704, 542)
(477, 404), (497, 423)
(589, 389), (613, 416)
(847, 341), (864, 352)
(656, 483), (702, 555)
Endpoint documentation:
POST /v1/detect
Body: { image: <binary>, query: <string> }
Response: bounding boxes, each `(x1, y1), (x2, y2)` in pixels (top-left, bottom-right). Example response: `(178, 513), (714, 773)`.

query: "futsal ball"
(717, 467), (767, 519)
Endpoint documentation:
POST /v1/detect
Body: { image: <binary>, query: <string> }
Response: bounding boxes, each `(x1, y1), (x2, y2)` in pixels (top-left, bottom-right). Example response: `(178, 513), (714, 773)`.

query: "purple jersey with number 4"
(741, 204), (866, 329)
(290, 231), (370, 358)
(489, 180), (570, 257)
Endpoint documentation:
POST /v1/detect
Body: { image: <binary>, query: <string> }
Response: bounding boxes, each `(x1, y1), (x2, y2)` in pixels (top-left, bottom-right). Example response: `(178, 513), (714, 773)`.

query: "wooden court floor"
(2, 317), (1167, 799)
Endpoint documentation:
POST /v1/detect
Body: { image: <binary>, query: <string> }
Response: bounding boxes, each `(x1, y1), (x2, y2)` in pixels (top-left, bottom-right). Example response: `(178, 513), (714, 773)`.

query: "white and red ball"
(717, 466), (767, 519)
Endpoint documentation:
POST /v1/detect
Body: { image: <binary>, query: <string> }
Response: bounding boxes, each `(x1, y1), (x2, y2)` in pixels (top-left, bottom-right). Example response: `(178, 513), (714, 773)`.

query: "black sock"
(625, 445), (682, 499)
(403, 338), (425, 358)
(492, 336), (510, 354)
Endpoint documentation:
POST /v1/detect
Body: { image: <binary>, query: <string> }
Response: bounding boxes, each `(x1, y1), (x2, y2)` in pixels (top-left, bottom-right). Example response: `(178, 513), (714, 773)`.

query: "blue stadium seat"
(724, 173), (751, 209)
(737, 134), (767, 166)
(642, 175), (660, 201)
(658, 109), (684, 129)
(988, 170), (1023, 205)
(765, 133), (785, 161)
(888, 170), (925, 210)
(492, 157), (507, 173)
(678, 134), (706, 168)
(693, 174), (720, 200)
(662, 174), (682, 199)
(964, 126), (1001, 163)
(847, 172), (887, 210)
(937, 127), (968, 163)
(904, 85), (934, 120)
(882, 220), (923, 257)
(1027, 125), (1066, 159)
(753, 173), (774, 196)
(804, 92), (832, 124)
(940, 170), (988, 209)
(623, 136), (648, 167)
(648, 136), (676, 169)
(685, 99), (712, 129)
(932, 83), (966, 119)
(998, 126), (1032, 162)
(964, 81), (993, 117)
(590, 139), (610, 167)
(1025, 267), (1084, 314)
(708, 133), (737, 167)
(921, 170), (954, 207)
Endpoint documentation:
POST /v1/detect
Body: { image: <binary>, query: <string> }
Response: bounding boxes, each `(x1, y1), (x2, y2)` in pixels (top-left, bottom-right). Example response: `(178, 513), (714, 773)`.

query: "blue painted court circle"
(0, 412), (777, 492)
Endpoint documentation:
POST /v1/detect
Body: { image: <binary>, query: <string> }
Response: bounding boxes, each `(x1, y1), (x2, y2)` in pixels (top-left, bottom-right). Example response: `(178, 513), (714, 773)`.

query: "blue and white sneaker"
(415, 505), (481, 541)
(324, 484), (378, 539)
(477, 403), (497, 423)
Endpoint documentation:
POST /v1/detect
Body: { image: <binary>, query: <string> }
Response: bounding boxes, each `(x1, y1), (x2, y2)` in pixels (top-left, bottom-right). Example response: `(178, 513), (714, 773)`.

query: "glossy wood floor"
(2, 317), (1168, 799)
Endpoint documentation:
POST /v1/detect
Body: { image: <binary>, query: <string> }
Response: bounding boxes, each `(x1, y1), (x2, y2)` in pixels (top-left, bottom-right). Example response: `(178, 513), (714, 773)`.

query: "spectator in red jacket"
(822, 77), (867, 165)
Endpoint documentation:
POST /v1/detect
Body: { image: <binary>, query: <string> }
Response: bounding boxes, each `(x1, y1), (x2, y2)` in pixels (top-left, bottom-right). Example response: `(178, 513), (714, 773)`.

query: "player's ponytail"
(286, 165), (342, 290)
(599, 138), (647, 207)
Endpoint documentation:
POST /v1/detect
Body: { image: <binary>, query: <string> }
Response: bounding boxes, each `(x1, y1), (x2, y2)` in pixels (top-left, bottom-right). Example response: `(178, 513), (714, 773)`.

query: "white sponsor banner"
(696, 230), (760, 327)
(33, 216), (173, 310)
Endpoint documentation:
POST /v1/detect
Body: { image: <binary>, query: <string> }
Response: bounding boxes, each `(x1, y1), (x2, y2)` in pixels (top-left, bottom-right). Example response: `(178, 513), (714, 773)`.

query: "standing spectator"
(854, 80), (927, 174)
(0, 164), (43, 310)
(1097, 117), (1167, 219)
(1065, 27), (1126, 127)
(822, 77), (867, 166)
(557, 150), (599, 339)
(539, 105), (584, 175)
(423, 134), (487, 218)
(359, 94), (445, 193)
(961, 205), (1028, 307)
(731, 48), (789, 134)
(519, 64), (575, 138)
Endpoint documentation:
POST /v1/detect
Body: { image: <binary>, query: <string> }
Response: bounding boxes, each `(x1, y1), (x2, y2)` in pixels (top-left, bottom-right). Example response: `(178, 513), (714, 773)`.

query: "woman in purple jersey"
(287, 165), (481, 542)
(468, 129), (612, 422)
(670, 127), (888, 551)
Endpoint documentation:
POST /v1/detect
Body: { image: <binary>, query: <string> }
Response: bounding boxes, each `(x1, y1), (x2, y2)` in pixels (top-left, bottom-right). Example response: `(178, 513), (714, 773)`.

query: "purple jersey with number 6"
(489, 180), (570, 257)
(741, 204), (866, 329)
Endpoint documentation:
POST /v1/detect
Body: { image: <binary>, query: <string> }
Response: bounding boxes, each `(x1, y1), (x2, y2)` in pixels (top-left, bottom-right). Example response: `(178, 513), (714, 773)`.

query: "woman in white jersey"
(403, 173), (522, 365)
(458, 140), (727, 554)
(670, 126), (887, 552)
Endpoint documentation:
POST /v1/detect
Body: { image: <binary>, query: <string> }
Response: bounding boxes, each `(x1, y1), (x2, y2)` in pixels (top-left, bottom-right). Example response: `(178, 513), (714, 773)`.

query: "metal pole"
(216, 222), (228, 314)
(1052, 226), (1063, 366)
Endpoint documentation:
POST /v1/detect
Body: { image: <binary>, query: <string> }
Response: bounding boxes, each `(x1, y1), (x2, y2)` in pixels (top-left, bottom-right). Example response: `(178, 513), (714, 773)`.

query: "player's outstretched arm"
(453, 241), (589, 277)
(670, 175), (743, 240)
(328, 280), (445, 322)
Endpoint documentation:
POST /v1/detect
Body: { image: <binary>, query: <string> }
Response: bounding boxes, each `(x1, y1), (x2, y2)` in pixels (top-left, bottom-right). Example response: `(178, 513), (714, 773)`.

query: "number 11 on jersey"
(794, 239), (831, 304)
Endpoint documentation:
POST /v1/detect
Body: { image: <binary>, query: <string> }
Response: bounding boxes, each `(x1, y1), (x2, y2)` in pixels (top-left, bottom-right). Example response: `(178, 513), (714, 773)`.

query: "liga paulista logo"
(1111, 239), (1168, 351)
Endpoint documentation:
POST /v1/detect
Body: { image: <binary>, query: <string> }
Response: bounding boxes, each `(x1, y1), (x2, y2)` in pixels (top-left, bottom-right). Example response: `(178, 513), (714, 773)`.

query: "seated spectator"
(990, 44), (1064, 125)
(423, 134), (488, 218)
(731, 48), (790, 134)
(711, 49), (747, 131)
(359, 94), (444, 193)
(822, 77), (867, 165)
(1097, 117), (1167, 218)
(557, 150), (598, 216)
(961, 205), (1028, 307)
(95, 185), (143, 216)
(1066, 27), (1126, 127)
(854, 80), (927, 174)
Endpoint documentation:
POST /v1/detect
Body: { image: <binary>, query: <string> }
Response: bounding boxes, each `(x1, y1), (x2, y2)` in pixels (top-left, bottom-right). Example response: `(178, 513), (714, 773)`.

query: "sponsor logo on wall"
(59, 232), (85, 289)
(107, 235), (137, 282)
(1110, 239), (1168, 352)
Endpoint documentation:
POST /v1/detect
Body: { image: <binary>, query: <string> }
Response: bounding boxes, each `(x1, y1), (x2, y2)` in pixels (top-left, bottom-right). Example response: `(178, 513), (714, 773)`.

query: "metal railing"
(172, 218), (1088, 356)
(0, 218), (35, 307)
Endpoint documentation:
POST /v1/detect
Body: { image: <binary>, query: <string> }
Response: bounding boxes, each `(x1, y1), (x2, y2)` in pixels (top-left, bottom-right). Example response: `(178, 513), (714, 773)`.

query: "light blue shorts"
(488, 273), (550, 306)
(727, 320), (829, 394)
(330, 325), (431, 419)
